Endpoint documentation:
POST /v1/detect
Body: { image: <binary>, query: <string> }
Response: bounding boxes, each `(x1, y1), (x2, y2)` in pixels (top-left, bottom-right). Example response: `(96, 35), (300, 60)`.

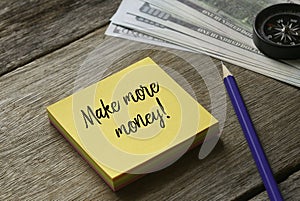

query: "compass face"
(253, 3), (300, 59)
(262, 14), (300, 46)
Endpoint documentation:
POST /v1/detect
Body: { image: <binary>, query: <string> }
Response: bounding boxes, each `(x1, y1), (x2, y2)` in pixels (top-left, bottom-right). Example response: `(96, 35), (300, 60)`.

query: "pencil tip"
(221, 61), (232, 78)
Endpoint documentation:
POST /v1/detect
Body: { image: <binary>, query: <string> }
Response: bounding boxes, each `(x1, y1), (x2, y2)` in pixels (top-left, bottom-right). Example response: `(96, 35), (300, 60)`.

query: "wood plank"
(0, 27), (299, 200)
(0, 0), (121, 76)
(250, 170), (300, 201)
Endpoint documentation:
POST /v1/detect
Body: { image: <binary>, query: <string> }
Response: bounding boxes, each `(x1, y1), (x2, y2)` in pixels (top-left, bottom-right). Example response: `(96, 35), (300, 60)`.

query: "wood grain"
(0, 0), (121, 76)
(250, 170), (300, 201)
(0, 24), (299, 200)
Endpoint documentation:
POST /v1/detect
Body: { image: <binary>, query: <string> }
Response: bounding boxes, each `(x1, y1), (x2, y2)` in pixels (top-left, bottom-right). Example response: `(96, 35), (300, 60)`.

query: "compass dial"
(253, 3), (300, 59)
(263, 14), (300, 46)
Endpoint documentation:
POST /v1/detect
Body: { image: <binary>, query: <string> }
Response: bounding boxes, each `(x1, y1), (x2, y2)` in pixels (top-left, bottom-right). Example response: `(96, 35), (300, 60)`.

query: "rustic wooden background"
(0, 0), (299, 200)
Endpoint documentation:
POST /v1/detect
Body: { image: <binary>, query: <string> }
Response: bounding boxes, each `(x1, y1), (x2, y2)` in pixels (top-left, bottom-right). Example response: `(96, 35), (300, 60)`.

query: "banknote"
(110, 0), (298, 70)
(105, 22), (286, 72)
(105, 23), (246, 64)
(110, 0), (300, 86)
(105, 23), (191, 52)
(186, 0), (300, 32)
(109, 0), (300, 86)
(110, 14), (238, 62)
(155, 0), (300, 68)
(122, 1), (300, 74)
(144, 0), (300, 49)
(143, 0), (253, 45)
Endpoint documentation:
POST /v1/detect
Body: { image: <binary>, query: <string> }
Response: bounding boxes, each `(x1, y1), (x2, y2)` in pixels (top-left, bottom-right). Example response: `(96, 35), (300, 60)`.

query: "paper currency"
(186, 0), (300, 32)
(105, 23), (243, 63)
(105, 23), (192, 52)
(106, 0), (300, 87)
(152, 0), (300, 68)
(143, 0), (253, 44)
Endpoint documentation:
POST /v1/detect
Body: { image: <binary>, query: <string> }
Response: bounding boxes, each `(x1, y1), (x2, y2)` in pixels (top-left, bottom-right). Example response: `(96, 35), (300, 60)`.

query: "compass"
(253, 3), (300, 59)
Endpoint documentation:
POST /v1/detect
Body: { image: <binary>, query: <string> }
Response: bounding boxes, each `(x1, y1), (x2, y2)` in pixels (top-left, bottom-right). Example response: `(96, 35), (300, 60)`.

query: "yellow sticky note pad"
(47, 57), (219, 191)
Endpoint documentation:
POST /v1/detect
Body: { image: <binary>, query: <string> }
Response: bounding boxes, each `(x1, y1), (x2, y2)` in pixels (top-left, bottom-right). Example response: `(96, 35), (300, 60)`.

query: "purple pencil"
(222, 62), (283, 201)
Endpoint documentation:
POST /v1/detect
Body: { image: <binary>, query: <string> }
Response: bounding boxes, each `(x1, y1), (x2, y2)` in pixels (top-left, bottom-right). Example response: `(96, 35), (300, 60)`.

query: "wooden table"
(1, 1), (299, 200)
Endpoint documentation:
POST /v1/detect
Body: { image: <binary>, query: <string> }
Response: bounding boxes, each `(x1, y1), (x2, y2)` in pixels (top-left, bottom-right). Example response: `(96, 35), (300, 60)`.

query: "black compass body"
(253, 3), (300, 59)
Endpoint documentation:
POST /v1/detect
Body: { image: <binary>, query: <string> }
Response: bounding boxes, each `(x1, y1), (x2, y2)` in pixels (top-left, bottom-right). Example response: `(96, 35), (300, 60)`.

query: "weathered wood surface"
(250, 170), (300, 201)
(1, 1), (300, 200)
(0, 24), (299, 200)
(0, 0), (121, 76)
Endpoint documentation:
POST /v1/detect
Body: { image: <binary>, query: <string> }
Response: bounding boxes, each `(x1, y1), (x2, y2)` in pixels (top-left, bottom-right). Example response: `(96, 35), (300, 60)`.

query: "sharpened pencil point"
(221, 61), (232, 78)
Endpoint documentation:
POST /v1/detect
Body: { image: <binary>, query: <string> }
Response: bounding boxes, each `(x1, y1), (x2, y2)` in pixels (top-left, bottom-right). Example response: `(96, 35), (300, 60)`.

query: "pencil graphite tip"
(221, 61), (232, 78)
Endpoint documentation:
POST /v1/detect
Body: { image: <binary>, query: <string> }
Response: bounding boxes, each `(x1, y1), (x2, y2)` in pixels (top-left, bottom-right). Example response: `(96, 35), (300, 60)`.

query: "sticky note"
(47, 57), (219, 191)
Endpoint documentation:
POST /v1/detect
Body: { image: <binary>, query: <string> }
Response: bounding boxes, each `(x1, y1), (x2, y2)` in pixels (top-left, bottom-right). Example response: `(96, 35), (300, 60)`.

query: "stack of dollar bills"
(105, 0), (300, 87)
